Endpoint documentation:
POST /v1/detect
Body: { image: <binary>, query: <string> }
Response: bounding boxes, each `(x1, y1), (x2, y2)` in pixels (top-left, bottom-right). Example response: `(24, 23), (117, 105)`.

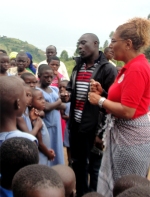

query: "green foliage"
(109, 31), (114, 39)
(147, 14), (150, 19)
(144, 46), (150, 61)
(60, 50), (69, 61)
(103, 40), (109, 49)
(0, 36), (45, 63)
(63, 59), (75, 77)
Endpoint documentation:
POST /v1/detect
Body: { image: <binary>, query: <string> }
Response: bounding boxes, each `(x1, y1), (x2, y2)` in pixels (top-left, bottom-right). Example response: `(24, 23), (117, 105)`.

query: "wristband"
(98, 97), (106, 108)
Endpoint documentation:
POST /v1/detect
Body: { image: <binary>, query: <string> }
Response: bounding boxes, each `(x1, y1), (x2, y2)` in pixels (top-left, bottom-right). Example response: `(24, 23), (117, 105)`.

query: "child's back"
(0, 76), (37, 145)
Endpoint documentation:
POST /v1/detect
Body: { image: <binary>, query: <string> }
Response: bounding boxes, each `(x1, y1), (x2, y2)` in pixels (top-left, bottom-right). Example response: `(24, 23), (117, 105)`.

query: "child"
(116, 186), (150, 197)
(9, 52), (31, 77)
(82, 192), (105, 197)
(52, 164), (76, 197)
(48, 56), (64, 87)
(21, 72), (38, 88)
(17, 85), (43, 136)
(0, 76), (38, 145)
(31, 89), (55, 165)
(12, 164), (65, 197)
(113, 174), (150, 197)
(59, 80), (71, 166)
(0, 53), (11, 76)
(0, 137), (39, 197)
(37, 65), (64, 165)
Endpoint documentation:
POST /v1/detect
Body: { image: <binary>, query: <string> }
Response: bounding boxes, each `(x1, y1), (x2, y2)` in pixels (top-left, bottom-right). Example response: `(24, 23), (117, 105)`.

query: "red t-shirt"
(108, 54), (150, 119)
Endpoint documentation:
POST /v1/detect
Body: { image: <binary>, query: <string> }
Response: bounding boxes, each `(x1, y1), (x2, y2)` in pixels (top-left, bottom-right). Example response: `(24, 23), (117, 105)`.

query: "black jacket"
(67, 51), (117, 134)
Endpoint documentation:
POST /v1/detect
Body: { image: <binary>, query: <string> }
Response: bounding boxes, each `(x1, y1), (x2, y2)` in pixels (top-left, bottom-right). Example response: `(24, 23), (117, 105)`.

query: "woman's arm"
(88, 92), (136, 119)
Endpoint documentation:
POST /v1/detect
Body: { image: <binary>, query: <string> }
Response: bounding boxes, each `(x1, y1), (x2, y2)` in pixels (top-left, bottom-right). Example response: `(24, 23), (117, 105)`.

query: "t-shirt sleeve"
(121, 71), (146, 108)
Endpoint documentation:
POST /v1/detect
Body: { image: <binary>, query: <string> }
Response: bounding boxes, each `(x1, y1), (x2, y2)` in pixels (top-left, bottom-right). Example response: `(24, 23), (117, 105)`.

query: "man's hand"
(90, 79), (103, 95)
(94, 136), (104, 150)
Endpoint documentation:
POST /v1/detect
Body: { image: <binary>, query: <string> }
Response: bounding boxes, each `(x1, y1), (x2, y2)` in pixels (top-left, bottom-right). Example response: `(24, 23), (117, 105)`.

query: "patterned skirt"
(97, 112), (150, 197)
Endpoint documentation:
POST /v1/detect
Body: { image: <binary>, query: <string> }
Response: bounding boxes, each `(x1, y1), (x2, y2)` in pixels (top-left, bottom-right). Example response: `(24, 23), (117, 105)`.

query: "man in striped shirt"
(66, 33), (117, 197)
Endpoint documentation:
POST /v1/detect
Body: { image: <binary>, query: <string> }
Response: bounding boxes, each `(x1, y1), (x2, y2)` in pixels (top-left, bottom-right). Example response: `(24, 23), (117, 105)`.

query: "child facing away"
(12, 164), (65, 197)
(0, 53), (11, 76)
(48, 56), (64, 87)
(30, 89), (55, 165)
(0, 137), (39, 197)
(37, 65), (65, 166)
(0, 76), (38, 145)
(59, 80), (71, 166)
(52, 164), (76, 197)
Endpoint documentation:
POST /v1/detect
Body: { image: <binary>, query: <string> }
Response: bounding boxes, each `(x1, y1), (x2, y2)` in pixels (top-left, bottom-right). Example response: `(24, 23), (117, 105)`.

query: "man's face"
(46, 47), (57, 59)
(78, 35), (97, 59)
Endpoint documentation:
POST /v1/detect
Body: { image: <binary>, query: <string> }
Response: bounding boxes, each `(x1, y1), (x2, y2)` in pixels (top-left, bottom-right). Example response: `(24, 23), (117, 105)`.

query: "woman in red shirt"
(88, 17), (150, 197)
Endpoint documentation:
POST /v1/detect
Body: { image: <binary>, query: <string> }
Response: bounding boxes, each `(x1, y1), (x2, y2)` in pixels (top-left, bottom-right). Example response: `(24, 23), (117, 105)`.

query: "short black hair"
(82, 192), (105, 197)
(0, 137), (39, 188)
(104, 47), (111, 54)
(12, 164), (65, 197)
(0, 49), (7, 54)
(117, 186), (150, 197)
(38, 64), (52, 76)
(47, 56), (60, 64)
(113, 174), (150, 197)
(16, 52), (28, 58)
(20, 72), (35, 80)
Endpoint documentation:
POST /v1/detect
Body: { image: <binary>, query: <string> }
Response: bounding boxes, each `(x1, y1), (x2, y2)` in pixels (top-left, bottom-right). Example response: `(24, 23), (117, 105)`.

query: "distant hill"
(0, 36), (46, 63)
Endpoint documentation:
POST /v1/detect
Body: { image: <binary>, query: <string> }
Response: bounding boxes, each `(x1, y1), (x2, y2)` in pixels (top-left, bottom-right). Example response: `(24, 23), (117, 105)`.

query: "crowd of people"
(0, 17), (150, 197)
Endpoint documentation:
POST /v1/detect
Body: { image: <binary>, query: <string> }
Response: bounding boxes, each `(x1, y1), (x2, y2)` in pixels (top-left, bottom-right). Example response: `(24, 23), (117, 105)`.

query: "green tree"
(109, 31), (114, 39)
(144, 47), (150, 61)
(60, 50), (69, 61)
(103, 40), (109, 49)
(147, 13), (150, 19)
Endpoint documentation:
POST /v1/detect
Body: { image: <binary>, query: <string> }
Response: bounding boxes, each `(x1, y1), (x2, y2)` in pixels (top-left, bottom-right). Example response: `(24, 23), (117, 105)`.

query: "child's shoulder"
(50, 86), (59, 93)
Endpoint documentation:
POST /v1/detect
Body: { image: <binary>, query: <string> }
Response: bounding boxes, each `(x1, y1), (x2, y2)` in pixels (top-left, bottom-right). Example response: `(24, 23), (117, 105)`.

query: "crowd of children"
(0, 49), (150, 197)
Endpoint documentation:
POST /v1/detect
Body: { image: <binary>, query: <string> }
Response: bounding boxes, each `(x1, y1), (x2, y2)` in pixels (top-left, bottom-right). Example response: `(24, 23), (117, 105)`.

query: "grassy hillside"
(0, 36), (76, 76)
(0, 36), (46, 63)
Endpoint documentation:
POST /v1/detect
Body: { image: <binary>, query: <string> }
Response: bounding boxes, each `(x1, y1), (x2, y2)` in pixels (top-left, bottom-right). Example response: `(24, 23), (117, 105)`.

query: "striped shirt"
(74, 63), (96, 123)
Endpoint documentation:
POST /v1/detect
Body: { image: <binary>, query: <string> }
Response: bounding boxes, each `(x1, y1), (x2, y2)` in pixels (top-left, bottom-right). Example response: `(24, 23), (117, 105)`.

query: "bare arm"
(36, 129), (55, 160)
(88, 92), (136, 119)
(44, 99), (62, 111)
(17, 116), (43, 136)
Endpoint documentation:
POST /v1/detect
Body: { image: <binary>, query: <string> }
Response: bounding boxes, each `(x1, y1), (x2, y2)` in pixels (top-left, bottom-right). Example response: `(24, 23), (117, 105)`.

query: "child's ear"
(14, 99), (20, 110)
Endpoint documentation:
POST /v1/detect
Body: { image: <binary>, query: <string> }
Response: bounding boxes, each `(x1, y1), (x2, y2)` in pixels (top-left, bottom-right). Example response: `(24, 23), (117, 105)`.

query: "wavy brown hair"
(116, 17), (150, 52)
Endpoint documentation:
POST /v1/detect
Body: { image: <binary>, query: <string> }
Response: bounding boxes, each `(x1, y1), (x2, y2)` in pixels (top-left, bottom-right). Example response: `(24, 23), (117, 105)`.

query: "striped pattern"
(74, 63), (96, 123)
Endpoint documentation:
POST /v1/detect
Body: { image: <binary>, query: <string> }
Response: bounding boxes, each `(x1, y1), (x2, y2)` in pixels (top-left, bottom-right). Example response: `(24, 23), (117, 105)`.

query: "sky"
(0, 0), (150, 57)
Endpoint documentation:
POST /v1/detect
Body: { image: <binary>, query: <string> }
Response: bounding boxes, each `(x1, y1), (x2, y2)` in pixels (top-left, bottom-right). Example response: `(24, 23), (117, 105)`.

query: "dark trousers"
(70, 121), (102, 197)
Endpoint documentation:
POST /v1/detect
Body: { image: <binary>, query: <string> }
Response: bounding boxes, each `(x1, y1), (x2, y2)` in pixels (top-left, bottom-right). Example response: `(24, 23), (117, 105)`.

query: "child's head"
(113, 174), (150, 197)
(0, 53), (10, 74)
(38, 65), (53, 87)
(0, 49), (7, 54)
(32, 89), (45, 111)
(82, 192), (105, 197)
(48, 56), (60, 72)
(52, 164), (76, 197)
(12, 164), (65, 197)
(59, 80), (69, 93)
(16, 52), (28, 72)
(24, 85), (32, 107)
(0, 76), (26, 118)
(0, 137), (39, 189)
(21, 72), (37, 88)
(116, 186), (150, 197)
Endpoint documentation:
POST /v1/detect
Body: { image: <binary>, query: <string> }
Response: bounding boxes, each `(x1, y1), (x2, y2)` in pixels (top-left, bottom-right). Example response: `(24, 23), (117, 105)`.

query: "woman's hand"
(88, 92), (101, 105)
(90, 79), (103, 95)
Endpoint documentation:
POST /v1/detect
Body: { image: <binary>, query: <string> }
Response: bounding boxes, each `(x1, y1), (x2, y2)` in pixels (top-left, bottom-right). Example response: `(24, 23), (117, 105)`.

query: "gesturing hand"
(88, 92), (101, 105)
(90, 79), (103, 95)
